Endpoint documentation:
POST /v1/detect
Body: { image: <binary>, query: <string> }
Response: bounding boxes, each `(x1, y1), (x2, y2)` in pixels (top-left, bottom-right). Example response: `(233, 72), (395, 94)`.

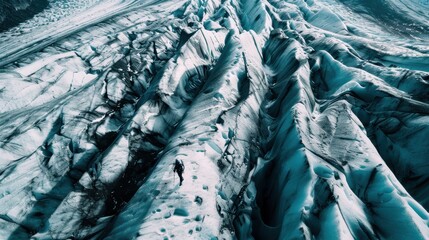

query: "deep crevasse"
(0, 0), (428, 239)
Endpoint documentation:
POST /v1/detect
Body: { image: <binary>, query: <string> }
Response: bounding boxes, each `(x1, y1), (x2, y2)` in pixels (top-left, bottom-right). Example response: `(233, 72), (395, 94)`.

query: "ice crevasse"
(0, 0), (428, 239)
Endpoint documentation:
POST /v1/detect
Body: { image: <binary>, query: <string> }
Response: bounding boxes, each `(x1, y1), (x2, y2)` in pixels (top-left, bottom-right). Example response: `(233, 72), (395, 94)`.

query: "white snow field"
(0, 0), (429, 239)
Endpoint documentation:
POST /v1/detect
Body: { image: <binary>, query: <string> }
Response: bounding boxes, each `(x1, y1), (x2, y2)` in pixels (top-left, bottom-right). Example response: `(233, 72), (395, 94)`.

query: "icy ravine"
(0, 0), (428, 239)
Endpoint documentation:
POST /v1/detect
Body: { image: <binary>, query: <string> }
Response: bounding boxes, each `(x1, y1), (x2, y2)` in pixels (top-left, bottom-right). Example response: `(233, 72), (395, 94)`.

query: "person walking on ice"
(173, 159), (185, 186)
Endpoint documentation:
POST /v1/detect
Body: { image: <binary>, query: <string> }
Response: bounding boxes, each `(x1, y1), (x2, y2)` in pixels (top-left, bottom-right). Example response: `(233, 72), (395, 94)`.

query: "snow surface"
(0, 0), (429, 239)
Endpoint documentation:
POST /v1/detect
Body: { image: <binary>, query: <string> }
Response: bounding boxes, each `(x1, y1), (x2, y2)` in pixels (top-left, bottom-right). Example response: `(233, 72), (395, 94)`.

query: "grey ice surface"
(0, 0), (429, 239)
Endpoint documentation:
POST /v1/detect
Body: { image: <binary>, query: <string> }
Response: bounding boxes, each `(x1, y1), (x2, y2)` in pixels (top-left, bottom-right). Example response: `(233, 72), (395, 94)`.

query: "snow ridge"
(0, 0), (428, 239)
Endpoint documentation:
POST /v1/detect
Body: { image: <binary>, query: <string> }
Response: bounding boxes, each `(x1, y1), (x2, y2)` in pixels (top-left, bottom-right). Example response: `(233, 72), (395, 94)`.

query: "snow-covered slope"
(0, 0), (428, 239)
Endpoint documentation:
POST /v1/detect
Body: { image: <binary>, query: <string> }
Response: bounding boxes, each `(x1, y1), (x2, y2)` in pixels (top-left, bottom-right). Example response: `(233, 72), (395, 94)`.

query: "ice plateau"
(0, 0), (429, 239)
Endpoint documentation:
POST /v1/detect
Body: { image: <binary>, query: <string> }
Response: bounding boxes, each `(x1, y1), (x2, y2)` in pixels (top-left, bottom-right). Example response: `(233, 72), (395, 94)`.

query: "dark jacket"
(174, 159), (184, 173)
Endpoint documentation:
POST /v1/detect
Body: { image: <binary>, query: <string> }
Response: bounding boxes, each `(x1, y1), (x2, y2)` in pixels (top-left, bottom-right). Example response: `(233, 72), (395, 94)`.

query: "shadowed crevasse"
(0, 0), (428, 239)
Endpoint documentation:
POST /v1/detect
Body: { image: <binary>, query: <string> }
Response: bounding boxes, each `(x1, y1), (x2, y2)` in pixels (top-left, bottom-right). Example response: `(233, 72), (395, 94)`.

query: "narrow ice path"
(104, 148), (222, 239)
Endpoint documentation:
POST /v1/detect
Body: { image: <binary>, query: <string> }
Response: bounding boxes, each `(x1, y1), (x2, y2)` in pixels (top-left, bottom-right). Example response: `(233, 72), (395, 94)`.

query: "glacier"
(0, 0), (428, 239)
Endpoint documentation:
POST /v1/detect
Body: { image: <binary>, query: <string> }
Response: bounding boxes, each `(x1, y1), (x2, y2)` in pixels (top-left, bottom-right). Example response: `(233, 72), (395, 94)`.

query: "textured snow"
(0, 0), (429, 239)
